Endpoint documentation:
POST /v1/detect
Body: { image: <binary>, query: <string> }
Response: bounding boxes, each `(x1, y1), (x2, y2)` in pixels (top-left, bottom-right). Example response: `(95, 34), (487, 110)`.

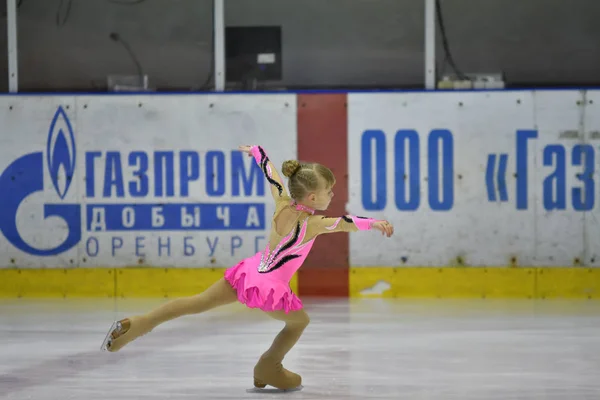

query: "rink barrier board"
(2, 91), (600, 299)
(0, 268), (298, 298)
(0, 267), (598, 298)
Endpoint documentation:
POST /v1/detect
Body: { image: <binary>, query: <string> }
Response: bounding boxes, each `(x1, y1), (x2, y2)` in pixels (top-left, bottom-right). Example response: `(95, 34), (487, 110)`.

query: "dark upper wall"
(0, 0), (598, 91)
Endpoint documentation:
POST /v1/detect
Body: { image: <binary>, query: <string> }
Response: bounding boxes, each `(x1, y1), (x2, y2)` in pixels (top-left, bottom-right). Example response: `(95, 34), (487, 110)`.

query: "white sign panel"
(348, 91), (600, 267)
(0, 94), (296, 268)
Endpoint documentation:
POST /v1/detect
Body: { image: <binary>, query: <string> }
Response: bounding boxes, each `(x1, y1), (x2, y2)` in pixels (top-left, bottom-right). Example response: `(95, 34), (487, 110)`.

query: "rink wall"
(347, 90), (600, 299)
(0, 90), (599, 299)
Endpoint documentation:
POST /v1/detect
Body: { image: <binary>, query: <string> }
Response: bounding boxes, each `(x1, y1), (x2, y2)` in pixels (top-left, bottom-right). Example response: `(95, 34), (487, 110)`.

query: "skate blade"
(100, 321), (121, 351)
(246, 385), (303, 393)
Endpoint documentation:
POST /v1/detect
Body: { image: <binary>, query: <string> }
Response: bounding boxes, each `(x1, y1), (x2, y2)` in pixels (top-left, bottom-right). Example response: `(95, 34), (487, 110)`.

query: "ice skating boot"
(251, 355), (303, 392)
(100, 316), (152, 352)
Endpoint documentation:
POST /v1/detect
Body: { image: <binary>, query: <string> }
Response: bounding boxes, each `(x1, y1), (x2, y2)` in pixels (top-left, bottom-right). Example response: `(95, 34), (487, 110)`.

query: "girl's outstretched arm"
(239, 145), (288, 202)
(310, 215), (394, 237)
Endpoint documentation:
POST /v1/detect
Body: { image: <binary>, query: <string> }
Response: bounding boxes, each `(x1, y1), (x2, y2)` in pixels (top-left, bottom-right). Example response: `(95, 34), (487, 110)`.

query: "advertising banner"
(348, 91), (600, 267)
(0, 94), (296, 268)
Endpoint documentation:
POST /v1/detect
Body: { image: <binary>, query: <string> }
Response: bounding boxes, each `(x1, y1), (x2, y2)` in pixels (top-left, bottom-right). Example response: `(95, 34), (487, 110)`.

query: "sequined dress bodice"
(256, 215), (315, 283)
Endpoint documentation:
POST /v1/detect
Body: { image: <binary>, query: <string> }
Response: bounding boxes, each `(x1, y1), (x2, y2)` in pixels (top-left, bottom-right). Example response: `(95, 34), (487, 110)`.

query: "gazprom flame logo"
(47, 107), (76, 199)
(0, 106), (81, 256)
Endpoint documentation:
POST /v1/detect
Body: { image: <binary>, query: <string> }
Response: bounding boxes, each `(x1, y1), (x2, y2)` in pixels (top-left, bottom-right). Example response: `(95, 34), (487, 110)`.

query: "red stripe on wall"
(296, 93), (349, 297)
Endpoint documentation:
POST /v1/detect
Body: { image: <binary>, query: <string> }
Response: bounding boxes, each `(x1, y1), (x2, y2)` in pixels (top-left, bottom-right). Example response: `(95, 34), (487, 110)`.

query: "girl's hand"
(238, 145), (254, 156)
(372, 220), (394, 237)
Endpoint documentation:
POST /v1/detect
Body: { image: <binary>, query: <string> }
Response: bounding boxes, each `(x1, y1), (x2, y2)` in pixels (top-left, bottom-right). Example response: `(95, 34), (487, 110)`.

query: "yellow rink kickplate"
(0, 267), (299, 298)
(350, 267), (600, 299)
(536, 268), (600, 299)
(0, 268), (114, 298)
(0, 266), (595, 299)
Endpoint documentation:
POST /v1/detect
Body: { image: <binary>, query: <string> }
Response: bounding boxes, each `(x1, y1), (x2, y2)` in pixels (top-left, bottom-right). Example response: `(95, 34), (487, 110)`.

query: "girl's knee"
(302, 313), (310, 327)
(266, 309), (310, 327)
(293, 311), (310, 328)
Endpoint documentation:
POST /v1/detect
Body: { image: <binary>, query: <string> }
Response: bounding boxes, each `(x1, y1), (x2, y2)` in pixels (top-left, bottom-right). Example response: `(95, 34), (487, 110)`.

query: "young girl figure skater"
(101, 145), (394, 391)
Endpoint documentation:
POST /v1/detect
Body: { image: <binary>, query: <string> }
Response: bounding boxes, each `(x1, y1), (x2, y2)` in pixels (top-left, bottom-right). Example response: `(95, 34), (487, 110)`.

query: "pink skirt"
(224, 254), (303, 314)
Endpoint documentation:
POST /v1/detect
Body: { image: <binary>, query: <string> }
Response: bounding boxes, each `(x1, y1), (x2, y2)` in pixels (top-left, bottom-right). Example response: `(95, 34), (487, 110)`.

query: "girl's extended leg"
(253, 309), (310, 390)
(103, 278), (238, 352)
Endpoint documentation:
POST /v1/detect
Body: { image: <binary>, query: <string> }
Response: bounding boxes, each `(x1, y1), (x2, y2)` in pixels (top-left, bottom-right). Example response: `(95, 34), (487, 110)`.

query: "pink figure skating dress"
(224, 205), (314, 313)
(224, 146), (377, 313)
